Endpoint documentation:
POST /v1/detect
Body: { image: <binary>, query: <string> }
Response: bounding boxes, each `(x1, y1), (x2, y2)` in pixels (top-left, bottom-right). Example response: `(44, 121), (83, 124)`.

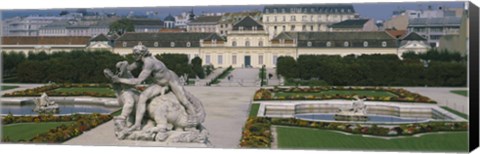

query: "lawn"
(249, 103), (260, 117)
(1, 86), (19, 91)
(274, 90), (398, 97)
(2, 122), (75, 142)
(276, 126), (468, 152)
(450, 90), (467, 97)
(441, 106), (468, 120)
(53, 87), (114, 95)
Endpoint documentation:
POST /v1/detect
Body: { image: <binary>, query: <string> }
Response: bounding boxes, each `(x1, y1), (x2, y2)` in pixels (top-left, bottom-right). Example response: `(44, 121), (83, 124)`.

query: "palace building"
(110, 16), (428, 68)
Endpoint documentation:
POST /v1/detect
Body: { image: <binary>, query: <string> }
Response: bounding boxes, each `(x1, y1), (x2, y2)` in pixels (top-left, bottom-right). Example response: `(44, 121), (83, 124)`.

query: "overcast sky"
(1, 1), (465, 21)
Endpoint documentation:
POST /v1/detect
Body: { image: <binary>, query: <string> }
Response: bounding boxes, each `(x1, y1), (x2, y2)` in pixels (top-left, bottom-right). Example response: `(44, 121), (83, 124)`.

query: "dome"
(164, 14), (176, 22)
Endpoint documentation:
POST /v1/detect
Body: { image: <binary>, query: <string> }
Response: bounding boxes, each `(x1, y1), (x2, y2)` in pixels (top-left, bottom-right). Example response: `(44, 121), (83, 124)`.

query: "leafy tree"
(191, 57), (205, 79)
(276, 56), (298, 79)
(109, 19), (134, 35)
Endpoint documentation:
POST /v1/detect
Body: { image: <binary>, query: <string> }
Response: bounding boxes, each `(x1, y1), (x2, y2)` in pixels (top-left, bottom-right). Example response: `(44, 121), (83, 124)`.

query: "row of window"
(122, 41), (193, 47)
(305, 41), (388, 47)
(231, 41), (264, 47)
(265, 15), (348, 23)
(204, 54), (277, 65)
(271, 25), (317, 31)
(265, 7), (353, 14)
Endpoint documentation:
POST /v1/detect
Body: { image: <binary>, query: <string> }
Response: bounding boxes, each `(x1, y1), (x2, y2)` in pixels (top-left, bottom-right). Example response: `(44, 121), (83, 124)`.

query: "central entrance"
(244, 55), (251, 68)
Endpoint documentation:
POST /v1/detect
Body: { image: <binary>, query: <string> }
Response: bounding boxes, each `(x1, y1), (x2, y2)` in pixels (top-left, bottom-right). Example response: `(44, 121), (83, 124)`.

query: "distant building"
(384, 14), (409, 30)
(262, 4), (357, 38)
(218, 11), (262, 36)
(398, 32), (431, 54)
(163, 14), (176, 29)
(3, 15), (75, 36)
(1, 36), (90, 53)
(328, 19), (378, 32)
(38, 17), (118, 37)
(175, 10), (196, 29)
(187, 16), (222, 33)
(87, 34), (115, 51)
(408, 16), (462, 47)
(131, 19), (164, 32)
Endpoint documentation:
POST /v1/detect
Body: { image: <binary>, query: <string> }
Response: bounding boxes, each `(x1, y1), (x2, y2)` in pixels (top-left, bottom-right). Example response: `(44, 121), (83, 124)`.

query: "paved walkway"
(404, 87), (469, 115)
(64, 86), (257, 148)
(217, 68), (259, 87)
(0, 83), (45, 95)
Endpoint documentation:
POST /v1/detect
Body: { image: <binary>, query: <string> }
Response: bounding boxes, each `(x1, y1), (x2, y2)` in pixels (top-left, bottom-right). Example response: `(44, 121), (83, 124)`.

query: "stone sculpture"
(104, 45), (208, 144)
(334, 96), (368, 121)
(33, 93), (59, 113)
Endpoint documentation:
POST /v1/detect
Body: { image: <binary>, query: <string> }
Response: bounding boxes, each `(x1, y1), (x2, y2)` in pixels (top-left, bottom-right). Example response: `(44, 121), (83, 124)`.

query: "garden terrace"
(2, 83), (146, 98)
(254, 87), (436, 104)
(239, 117), (468, 152)
(1, 114), (112, 143)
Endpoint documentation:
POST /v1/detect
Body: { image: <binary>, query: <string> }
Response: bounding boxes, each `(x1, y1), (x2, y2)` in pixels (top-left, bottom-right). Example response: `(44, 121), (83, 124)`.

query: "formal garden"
(240, 85), (469, 152)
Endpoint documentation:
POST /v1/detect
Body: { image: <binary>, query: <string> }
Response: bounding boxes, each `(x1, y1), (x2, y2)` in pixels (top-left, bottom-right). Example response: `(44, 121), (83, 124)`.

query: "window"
(282, 16), (286, 21)
(154, 42), (159, 47)
(170, 42), (175, 47)
(302, 15), (307, 21)
(382, 41), (387, 47)
(291, 25), (295, 31)
(186, 42), (191, 47)
(291, 16), (296, 21)
(258, 55), (264, 65)
(205, 55), (211, 64)
(344, 41), (349, 47)
(232, 41), (237, 47)
(302, 25), (306, 31)
(363, 41), (368, 47)
(282, 25), (286, 31)
(259, 41), (264, 47)
(273, 55), (278, 65)
(310, 25), (314, 31)
(122, 42), (127, 47)
(212, 39), (217, 45)
(274, 16), (277, 22)
(279, 39), (285, 44)
(232, 55), (237, 64)
(218, 55), (223, 64)
(326, 41), (332, 47)
(245, 41), (250, 47)
(307, 41), (312, 47)
(266, 16), (270, 22)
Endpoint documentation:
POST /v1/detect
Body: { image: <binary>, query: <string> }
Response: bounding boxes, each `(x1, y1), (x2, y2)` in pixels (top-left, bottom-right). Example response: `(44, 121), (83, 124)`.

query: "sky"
(0, 1), (465, 21)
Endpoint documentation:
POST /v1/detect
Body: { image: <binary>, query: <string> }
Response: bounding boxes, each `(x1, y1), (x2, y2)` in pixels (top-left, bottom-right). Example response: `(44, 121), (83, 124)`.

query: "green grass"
(1, 86), (19, 91)
(249, 104), (260, 117)
(441, 106), (468, 120)
(274, 90), (398, 97)
(2, 122), (74, 142)
(276, 126), (468, 152)
(450, 90), (467, 97)
(53, 87), (114, 95)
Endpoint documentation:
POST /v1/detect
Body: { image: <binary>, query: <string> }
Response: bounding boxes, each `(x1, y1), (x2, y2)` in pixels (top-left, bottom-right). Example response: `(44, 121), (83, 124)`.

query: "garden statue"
(33, 93), (59, 113)
(104, 45), (208, 144)
(334, 96), (368, 121)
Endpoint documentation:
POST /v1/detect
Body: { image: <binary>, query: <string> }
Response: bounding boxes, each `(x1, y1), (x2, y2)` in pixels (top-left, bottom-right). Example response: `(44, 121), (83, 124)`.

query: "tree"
(276, 56), (297, 79)
(109, 19), (134, 36)
(191, 57), (205, 79)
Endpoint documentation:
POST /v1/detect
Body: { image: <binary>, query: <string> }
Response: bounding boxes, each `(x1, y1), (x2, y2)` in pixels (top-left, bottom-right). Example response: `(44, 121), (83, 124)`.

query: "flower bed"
(1, 113), (112, 143)
(253, 87), (437, 104)
(239, 117), (468, 147)
(2, 83), (145, 98)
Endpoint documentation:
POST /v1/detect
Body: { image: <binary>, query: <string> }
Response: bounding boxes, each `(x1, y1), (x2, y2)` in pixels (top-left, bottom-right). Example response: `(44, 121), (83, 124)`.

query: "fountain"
(32, 93), (60, 113)
(333, 96), (368, 121)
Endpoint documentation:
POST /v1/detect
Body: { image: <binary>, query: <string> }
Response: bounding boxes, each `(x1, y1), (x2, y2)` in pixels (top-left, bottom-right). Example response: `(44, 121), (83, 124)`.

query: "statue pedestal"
(116, 140), (213, 148)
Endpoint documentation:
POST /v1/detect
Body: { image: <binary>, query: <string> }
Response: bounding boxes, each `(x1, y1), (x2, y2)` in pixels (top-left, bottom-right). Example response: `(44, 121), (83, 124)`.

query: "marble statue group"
(104, 45), (208, 144)
(33, 93), (59, 113)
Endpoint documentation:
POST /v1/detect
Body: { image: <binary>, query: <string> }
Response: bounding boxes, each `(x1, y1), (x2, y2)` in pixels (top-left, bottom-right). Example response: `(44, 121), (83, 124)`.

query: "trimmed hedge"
(253, 87), (436, 104)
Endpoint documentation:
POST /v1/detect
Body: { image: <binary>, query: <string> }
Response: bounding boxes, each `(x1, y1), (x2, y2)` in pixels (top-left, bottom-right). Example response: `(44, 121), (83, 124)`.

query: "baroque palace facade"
(112, 16), (428, 68)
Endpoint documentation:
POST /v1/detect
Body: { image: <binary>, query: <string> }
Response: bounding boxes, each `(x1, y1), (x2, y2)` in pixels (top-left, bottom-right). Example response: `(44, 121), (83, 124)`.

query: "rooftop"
(408, 17), (462, 27)
(329, 19), (369, 29)
(232, 16), (264, 31)
(264, 4), (355, 14)
(2, 36), (91, 45)
(189, 16), (222, 24)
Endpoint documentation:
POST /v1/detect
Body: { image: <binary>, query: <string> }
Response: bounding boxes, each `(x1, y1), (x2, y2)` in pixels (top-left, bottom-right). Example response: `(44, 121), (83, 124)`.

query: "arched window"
(170, 42), (175, 47)
(245, 41), (250, 47)
(363, 41), (368, 47)
(186, 42), (191, 47)
(258, 41), (264, 47)
(344, 41), (349, 47)
(326, 41), (332, 47)
(154, 42), (159, 47)
(232, 41), (237, 47)
(382, 41), (387, 47)
(307, 41), (312, 47)
(122, 42), (127, 47)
